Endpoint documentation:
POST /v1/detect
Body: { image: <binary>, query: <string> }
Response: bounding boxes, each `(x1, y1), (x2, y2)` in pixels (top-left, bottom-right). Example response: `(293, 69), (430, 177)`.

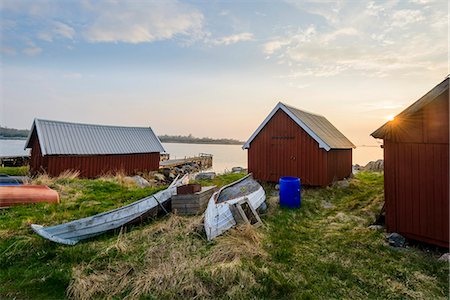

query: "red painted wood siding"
(248, 109), (352, 186)
(29, 135), (160, 178)
(383, 91), (449, 248)
(327, 149), (352, 184)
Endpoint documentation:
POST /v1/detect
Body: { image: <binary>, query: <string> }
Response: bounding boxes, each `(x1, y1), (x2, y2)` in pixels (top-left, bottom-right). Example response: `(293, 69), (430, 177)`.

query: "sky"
(0, 0), (448, 145)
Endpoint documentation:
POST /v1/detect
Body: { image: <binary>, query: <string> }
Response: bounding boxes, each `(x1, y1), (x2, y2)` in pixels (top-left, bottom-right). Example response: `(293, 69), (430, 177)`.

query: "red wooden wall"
(29, 135), (160, 178)
(383, 91), (449, 247)
(248, 109), (352, 186)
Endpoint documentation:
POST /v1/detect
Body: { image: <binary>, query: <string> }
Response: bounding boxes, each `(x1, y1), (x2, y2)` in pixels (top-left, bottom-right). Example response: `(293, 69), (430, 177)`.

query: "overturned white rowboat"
(31, 175), (189, 245)
(204, 174), (266, 240)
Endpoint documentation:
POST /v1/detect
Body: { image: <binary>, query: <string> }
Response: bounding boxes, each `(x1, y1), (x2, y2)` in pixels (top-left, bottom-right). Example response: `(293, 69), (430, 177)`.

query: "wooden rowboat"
(204, 174), (266, 240)
(31, 175), (189, 245)
(0, 185), (59, 207)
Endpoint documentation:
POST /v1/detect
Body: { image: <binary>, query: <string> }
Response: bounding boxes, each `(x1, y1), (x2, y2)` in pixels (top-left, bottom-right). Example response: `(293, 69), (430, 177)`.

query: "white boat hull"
(31, 175), (189, 245)
(204, 174), (266, 240)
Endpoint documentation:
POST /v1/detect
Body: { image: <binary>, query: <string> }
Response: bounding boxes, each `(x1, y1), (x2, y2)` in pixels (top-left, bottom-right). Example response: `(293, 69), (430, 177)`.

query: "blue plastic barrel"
(279, 177), (301, 208)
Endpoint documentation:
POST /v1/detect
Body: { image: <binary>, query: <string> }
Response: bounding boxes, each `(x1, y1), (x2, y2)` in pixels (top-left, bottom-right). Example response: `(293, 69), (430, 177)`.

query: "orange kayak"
(0, 185), (60, 208)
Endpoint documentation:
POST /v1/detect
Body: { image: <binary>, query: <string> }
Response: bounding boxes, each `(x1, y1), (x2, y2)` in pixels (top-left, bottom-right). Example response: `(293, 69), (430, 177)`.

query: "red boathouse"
(371, 77), (449, 248)
(25, 119), (165, 178)
(244, 102), (355, 186)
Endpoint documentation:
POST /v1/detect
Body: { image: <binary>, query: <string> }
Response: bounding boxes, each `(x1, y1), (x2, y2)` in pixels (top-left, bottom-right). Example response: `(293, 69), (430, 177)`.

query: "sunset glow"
(0, 0), (447, 147)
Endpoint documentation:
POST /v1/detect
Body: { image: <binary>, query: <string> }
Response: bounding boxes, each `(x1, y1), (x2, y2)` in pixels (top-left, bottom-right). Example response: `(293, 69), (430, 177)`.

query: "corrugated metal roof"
(25, 119), (165, 156)
(372, 76), (449, 139)
(243, 102), (355, 150)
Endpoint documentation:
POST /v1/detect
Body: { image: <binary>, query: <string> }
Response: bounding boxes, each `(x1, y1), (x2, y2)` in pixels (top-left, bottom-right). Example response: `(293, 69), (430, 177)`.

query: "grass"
(0, 170), (448, 299)
(0, 165), (29, 176)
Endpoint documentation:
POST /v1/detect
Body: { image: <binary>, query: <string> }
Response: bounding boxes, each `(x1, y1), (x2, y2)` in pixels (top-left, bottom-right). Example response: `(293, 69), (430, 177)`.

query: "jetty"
(0, 155), (30, 167)
(160, 153), (213, 171)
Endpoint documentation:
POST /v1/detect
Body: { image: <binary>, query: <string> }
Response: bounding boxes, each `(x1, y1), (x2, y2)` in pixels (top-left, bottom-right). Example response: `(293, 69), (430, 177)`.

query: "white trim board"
(243, 102), (331, 151)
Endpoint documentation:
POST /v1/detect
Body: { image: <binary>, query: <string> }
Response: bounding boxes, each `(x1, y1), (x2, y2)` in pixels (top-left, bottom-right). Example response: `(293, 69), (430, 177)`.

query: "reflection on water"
(0, 139), (383, 173)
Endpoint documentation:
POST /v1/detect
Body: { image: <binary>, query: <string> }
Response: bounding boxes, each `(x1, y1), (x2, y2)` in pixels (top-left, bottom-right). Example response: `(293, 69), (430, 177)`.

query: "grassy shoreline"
(0, 170), (448, 299)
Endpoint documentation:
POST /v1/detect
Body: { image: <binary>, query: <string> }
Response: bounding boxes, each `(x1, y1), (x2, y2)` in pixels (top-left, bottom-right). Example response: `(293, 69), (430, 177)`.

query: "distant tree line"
(0, 126), (243, 145)
(158, 134), (243, 145)
(0, 126), (29, 139)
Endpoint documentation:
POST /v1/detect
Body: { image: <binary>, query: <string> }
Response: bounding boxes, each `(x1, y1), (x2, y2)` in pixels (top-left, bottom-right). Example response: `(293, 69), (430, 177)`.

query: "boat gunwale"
(213, 173), (256, 204)
(30, 175), (187, 245)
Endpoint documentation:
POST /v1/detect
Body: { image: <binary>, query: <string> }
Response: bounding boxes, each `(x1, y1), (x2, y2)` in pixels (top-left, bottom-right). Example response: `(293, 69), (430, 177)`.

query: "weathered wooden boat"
(204, 174), (266, 240)
(0, 185), (60, 207)
(31, 175), (189, 245)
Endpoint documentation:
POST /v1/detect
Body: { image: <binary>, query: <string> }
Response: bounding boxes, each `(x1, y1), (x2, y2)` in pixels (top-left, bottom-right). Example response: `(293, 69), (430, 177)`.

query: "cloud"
(1, 46), (16, 56)
(22, 45), (42, 56)
(83, 1), (204, 44)
(36, 21), (75, 42)
(37, 32), (53, 42)
(53, 21), (75, 39)
(265, 1), (447, 78)
(263, 26), (315, 55)
(390, 9), (424, 27)
(212, 32), (254, 46)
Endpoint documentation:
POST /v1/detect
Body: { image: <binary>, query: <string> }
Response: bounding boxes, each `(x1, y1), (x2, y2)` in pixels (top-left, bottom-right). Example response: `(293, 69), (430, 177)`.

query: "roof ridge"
(280, 102), (325, 118)
(35, 118), (153, 130)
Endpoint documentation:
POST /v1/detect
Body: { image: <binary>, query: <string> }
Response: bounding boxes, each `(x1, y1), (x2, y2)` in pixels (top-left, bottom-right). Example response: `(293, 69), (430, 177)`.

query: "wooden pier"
(0, 155), (30, 167)
(160, 153), (213, 170)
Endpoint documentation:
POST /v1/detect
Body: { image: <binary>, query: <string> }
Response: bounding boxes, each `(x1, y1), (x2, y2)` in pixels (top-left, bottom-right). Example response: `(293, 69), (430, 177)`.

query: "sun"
(386, 115), (395, 121)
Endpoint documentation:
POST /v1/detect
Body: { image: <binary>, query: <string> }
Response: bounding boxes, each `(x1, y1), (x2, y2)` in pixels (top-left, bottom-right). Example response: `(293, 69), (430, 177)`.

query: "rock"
(161, 168), (171, 177)
(322, 201), (334, 209)
(123, 176), (150, 188)
(132, 175), (150, 187)
(353, 164), (362, 170)
(195, 172), (216, 180)
(154, 173), (166, 181)
(232, 167), (244, 173)
(387, 232), (406, 247)
(438, 253), (449, 262)
(363, 159), (384, 172)
(147, 179), (157, 186)
(334, 179), (349, 188)
(275, 184), (280, 190)
(256, 201), (267, 214)
(368, 225), (384, 230)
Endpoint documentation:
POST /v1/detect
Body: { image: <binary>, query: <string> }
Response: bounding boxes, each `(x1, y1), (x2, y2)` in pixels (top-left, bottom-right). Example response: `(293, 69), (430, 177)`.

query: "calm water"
(0, 139), (382, 173)
(0, 139), (30, 156)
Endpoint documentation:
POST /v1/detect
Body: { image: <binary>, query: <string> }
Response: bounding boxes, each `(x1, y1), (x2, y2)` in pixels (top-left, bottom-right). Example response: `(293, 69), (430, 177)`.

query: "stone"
(161, 168), (171, 177)
(322, 201), (334, 209)
(387, 232), (406, 248)
(275, 184), (280, 190)
(368, 225), (384, 230)
(232, 167), (244, 173)
(256, 201), (268, 214)
(438, 253), (449, 262)
(123, 176), (150, 188)
(131, 175), (150, 187)
(195, 172), (216, 180)
(334, 179), (349, 188)
(363, 159), (384, 172)
(154, 173), (166, 181)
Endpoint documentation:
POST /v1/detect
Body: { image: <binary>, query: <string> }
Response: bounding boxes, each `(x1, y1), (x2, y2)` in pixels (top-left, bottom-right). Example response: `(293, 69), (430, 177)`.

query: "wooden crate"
(171, 186), (216, 215)
(177, 184), (201, 195)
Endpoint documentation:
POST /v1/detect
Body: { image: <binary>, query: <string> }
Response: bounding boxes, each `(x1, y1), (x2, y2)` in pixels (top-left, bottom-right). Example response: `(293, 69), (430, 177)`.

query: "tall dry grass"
(67, 215), (266, 300)
(32, 170), (80, 185)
